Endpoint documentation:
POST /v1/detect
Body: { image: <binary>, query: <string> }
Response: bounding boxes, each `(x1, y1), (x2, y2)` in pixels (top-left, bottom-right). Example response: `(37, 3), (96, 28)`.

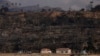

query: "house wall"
(56, 49), (71, 54)
(41, 50), (52, 54)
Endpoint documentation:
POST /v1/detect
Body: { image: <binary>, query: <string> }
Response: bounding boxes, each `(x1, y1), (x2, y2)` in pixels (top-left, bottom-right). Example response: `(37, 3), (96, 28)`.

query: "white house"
(56, 48), (72, 54)
(40, 48), (52, 54)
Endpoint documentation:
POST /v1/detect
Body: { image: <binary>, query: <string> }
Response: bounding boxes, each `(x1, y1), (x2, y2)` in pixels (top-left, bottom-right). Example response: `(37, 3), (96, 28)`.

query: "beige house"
(40, 48), (52, 54)
(56, 48), (72, 54)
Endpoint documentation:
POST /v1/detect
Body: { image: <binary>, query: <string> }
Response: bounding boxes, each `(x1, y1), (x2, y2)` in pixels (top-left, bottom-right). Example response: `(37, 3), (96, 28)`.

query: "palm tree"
(19, 3), (21, 6)
(6, 3), (8, 6)
(15, 3), (17, 6)
(11, 3), (14, 6)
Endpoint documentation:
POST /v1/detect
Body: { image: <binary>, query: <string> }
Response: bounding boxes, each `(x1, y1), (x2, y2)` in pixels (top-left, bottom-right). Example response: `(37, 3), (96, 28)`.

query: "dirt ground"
(0, 53), (99, 56)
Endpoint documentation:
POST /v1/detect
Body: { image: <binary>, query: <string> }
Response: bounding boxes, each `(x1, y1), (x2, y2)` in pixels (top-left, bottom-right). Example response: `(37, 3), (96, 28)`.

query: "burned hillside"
(0, 11), (100, 53)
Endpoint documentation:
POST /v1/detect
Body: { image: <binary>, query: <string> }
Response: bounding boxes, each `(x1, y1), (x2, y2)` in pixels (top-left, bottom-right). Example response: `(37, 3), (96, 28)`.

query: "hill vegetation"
(0, 11), (100, 53)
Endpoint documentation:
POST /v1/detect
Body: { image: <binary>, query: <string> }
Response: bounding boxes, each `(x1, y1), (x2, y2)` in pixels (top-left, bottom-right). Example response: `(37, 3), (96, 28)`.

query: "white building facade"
(56, 48), (72, 54)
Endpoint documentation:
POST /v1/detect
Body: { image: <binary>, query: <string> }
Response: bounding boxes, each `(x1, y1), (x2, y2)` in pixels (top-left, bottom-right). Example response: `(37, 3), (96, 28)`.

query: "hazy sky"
(8, 0), (100, 10)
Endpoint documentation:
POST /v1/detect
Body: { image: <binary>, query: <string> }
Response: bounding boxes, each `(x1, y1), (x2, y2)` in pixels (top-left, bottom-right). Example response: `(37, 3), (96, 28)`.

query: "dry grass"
(0, 53), (100, 56)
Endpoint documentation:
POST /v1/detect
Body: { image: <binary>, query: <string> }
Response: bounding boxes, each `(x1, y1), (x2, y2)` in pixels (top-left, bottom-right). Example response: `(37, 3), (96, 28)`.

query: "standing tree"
(92, 5), (100, 11)
(19, 3), (21, 6)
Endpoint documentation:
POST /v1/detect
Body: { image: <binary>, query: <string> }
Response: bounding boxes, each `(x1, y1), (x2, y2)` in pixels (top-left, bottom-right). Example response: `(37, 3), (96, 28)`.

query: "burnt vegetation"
(0, 5), (100, 53)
